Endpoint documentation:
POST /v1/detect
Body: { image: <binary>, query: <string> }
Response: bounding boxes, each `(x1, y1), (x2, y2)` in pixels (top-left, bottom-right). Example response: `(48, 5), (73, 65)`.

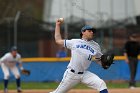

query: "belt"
(70, 69), (84, 74)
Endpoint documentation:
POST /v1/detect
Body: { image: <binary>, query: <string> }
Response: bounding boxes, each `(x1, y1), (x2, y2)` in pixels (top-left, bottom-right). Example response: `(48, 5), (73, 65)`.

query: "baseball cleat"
(17, 89), (22, 93)
(4, 89), (8, 93)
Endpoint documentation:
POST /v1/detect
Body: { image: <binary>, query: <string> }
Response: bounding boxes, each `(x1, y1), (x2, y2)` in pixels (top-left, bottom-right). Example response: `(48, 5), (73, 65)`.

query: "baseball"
(58, 18), (64, 23)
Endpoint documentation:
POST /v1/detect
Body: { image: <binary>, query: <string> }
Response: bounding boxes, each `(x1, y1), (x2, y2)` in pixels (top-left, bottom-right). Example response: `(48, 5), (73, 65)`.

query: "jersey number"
(88, 54), (92, 61)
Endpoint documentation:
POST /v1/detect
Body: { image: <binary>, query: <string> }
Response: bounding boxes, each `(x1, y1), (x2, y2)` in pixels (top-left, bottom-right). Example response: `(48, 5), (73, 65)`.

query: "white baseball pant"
(50, 69), (107, 93)
(1, 63), (20, 79)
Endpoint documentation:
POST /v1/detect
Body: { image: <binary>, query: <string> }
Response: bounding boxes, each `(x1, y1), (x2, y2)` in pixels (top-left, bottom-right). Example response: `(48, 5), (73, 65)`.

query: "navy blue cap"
(81, 25), (96, 33)
(10, 46), (17, 51)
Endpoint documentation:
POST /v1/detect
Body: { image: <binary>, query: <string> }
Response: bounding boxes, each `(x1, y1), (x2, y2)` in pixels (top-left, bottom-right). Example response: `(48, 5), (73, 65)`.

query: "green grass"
(0, 81), (140, 90)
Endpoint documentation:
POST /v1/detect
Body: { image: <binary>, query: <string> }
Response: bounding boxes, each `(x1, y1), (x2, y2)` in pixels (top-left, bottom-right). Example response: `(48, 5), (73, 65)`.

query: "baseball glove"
(101, 54), (114, 69)
(21, 69), (30, 76)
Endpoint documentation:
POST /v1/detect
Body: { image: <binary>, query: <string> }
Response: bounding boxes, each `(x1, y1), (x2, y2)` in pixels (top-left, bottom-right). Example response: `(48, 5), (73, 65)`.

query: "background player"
(49, 19), (110, 93)
(0, 46), (25, 93)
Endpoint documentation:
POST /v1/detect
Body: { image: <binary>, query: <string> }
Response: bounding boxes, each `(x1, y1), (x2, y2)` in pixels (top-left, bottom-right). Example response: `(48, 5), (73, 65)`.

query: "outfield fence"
(0, 56), (140, 82)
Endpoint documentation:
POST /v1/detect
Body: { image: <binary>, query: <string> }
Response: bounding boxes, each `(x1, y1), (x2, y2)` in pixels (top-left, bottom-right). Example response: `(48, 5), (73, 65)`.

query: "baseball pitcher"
(49, 19), (114, 93)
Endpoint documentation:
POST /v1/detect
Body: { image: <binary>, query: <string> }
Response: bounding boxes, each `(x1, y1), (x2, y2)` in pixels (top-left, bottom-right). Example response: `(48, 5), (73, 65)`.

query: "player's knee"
(4, 74), (9, 79)
(15, 74), (20, 79)
(98, 80), (107, 91)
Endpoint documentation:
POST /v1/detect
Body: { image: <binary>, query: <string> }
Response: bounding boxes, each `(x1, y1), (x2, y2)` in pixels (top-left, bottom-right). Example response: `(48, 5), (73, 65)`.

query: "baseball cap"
(81, 25), (96, 33)
(10, 46), (17, 51)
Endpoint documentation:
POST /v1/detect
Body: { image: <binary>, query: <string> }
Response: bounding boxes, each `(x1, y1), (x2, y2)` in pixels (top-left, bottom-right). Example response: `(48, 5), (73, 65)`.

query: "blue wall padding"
(0, 60), (140, 82)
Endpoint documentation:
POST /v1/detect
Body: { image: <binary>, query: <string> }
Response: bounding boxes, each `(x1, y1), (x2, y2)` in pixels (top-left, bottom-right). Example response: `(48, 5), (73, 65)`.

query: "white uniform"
(0, 52), (22, 79)
(51, 39), (107, 93)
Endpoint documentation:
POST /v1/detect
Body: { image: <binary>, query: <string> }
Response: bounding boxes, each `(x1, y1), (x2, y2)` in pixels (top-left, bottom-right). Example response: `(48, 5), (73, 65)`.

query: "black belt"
(70, 69), (84, 74)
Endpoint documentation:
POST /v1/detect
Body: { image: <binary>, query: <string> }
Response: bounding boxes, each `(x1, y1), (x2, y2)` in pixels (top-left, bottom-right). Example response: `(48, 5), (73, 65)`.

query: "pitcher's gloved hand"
(101, 54), (114, 69)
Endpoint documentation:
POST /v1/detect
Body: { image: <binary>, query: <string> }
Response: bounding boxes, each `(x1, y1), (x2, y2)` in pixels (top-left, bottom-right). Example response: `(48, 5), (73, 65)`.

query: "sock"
(16, 78), (21, 89)
(100, 89), (108, 93)
(4, 79), (8, 90)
